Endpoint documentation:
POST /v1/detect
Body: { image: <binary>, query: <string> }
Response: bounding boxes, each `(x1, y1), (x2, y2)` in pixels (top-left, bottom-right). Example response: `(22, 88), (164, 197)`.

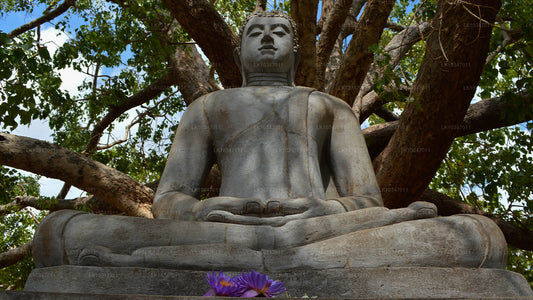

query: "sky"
(2, 6), (106, 198)
(0, 1), (414, 198)
(2, 1), (527, 201)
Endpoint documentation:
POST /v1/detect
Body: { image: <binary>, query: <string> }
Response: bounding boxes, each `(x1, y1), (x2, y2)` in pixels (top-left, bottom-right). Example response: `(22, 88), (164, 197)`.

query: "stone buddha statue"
(32, 11), (508, 272)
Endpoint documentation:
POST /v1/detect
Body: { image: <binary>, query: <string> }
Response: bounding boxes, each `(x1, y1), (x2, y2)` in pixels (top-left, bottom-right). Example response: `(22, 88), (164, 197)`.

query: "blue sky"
(2, 4), (94, 198)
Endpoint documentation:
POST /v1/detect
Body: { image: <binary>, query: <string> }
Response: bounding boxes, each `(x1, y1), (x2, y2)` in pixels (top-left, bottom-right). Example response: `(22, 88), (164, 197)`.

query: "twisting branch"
(340, 0), (367, 40)
(94, 93), (177, 151)
(364, 93), (531, 159)
(0, 133), (154, 218)
(162, 0), (241, 88)
(316, 0), (334, 33)
(329, 0), (397, 105)
(374, 106), (399, 122)
(485, 26), (525, 64)
(354, 22), (431, 116)
(291, 0), (320, 87)
(0, 196), (84, 215)
(358, 85), (411, 123)
(82, 70), (180, 155)
(0, 242), (32, 269)
(315, 0), (355, 90)
(386, 22), (405, 32)
(5, 0), (76, 40)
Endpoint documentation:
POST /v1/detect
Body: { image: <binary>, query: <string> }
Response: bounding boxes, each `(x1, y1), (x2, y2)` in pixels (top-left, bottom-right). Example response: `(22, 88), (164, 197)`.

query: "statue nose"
(261, 33), (274, 44)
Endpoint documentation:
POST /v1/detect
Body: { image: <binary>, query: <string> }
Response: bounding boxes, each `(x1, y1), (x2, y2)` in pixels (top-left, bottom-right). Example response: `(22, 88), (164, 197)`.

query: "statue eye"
(273, 31), (286, 37)
(249, 31), (262, 37)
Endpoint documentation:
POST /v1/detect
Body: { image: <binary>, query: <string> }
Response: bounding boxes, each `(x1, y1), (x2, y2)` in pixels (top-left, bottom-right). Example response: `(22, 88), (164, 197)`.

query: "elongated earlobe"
(234, 48), (247, 87)
(289, 49), (301, 86)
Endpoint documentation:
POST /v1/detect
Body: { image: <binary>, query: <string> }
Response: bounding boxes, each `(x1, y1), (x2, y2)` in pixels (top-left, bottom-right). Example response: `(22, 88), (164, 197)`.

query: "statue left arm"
(323, 94), (384, 210)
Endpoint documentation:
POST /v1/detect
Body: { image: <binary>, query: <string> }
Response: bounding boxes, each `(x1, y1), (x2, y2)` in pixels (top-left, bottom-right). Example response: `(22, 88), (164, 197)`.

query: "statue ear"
(234, 48), (246, 86)
(288, 49), (301, 86)
(294, 48), (301, 70)
(234, 48), (242, 73)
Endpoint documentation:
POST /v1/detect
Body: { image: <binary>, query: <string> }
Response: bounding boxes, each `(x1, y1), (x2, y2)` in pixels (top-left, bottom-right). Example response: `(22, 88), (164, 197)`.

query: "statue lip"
(259, 45), (277, 51)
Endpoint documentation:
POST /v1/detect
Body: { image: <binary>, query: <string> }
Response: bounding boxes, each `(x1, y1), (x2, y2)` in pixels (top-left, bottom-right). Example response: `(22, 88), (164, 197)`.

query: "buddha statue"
(32, 11), (507, 272)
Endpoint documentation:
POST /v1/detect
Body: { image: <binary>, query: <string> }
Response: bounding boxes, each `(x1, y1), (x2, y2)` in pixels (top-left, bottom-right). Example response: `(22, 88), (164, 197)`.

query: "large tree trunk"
(328, 0), (396, 104)
(291, 0), (319, 87)
(373, 0), (503, 208)
(0, 133), (154, 218)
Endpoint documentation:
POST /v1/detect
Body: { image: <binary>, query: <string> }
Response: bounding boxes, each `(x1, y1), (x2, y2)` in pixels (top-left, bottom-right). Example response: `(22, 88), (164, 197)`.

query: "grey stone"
(24, 266), (533, 298)
(26, 12), (519, 296)
(33, 208), (507, 270)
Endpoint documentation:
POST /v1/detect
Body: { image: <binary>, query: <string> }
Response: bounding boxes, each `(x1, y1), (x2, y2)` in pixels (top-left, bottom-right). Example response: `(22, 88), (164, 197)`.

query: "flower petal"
(241, 289), (261, 298)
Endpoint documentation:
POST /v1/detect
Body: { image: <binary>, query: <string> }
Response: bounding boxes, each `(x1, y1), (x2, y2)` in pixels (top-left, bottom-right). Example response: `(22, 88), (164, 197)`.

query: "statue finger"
(244, 201), (263, 214)
(206, 210), (273, 225)
(265, 200), (281, 215)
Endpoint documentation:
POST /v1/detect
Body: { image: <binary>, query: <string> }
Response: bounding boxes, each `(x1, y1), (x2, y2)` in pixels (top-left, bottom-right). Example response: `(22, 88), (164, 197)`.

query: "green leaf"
(37, 46), (51, 61)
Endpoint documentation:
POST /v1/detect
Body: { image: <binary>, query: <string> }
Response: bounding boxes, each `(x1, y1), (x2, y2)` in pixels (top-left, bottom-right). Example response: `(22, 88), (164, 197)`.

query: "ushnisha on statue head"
(234, 11), (301, 87)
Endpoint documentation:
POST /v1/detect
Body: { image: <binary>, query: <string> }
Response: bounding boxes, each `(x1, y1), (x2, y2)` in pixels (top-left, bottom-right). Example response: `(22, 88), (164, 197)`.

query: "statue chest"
(206, 89), (314, 150)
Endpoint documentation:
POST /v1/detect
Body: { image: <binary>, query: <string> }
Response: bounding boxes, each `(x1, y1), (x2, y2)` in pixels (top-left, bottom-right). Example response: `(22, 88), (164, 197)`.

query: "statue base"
(24, 266), (532, 298)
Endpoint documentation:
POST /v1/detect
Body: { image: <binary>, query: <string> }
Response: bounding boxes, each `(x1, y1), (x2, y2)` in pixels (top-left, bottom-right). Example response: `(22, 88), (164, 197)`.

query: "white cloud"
(40, 26), (91, 94)
(9, 27), (89, 198)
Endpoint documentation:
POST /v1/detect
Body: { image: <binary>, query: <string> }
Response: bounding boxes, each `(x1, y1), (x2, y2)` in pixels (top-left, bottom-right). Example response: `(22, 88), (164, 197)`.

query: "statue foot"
(78, 246), (112, 266)
(408, 201), (437, 219)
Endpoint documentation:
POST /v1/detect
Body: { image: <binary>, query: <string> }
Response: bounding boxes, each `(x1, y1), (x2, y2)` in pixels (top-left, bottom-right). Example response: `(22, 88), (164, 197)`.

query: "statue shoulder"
(307, 89), (355, 115)
(191, 88), (254, 106)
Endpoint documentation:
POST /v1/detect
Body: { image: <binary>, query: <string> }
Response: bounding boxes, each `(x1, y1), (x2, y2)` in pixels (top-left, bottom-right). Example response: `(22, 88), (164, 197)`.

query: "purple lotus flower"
(236, 270), (287, 297)
(203, 270), (244, 297)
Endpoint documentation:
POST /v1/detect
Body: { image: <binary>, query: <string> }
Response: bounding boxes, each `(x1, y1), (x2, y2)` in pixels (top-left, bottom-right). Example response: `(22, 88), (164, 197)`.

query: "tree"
(0, 0), (531, 289)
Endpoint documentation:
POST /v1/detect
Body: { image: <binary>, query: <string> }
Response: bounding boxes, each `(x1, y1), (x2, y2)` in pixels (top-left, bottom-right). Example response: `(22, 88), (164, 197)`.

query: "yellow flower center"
(220, 280), (233, 287)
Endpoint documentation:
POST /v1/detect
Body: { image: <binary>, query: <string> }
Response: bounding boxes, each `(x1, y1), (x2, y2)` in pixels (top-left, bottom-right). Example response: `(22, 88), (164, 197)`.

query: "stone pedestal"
(24, 266), (532, 298)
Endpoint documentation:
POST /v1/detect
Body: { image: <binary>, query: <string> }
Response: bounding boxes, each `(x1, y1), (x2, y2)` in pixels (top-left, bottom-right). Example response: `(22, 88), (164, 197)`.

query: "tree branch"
(354, 22), (431, 116)
(291, 0), (319, 87)
(328, 0), (396, 105)
(0, 242), (32, 269)
(364, 93), (531, 159)
(315, 0), (354, 90)
(485, 26), (524, 64)
(0, 196), (84, 215)
(6, 0), (76, 40)
(373, 0), (502, 208)
(83, 71), (177, 154)
(0, 133), (154, 218)
(374, 106), (399, 122)
(358, 85), (410, 123)
(170, 44), (218, 105)
(162, 0), (241, 88)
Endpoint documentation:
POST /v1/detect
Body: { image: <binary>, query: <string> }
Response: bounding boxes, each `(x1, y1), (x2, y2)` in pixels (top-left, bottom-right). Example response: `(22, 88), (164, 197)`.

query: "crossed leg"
(33, 201), (505, 270)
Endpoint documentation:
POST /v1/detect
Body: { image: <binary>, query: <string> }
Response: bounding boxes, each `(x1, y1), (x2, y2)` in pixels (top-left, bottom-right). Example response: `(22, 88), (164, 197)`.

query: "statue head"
(235, 11), (301, 86)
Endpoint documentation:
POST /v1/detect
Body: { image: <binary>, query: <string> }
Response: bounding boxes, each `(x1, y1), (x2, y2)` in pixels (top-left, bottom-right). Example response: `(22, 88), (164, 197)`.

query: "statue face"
(239, 16), (295, 74)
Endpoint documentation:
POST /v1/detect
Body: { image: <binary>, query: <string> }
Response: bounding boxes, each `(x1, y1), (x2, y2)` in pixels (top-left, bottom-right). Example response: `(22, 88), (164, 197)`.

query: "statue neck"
(246, 72), (291, 86)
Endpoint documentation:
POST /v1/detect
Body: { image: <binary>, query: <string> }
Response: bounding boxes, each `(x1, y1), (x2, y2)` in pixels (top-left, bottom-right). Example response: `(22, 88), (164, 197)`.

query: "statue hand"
(203, 197), (346, 227)
(267, 197), (346, 217)
(193, 196), (264, 221)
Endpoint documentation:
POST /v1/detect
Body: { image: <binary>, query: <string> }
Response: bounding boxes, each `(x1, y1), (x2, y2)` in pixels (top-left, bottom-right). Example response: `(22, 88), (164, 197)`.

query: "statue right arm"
(152, 96), (215, 220)
(152, 96), (264, 220)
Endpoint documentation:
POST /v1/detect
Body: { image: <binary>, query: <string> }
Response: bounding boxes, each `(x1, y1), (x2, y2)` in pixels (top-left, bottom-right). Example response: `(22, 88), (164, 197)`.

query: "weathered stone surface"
(27, 12), (513, 293)
(24, 266), (533, 298)
(33, 208), (507, 270)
